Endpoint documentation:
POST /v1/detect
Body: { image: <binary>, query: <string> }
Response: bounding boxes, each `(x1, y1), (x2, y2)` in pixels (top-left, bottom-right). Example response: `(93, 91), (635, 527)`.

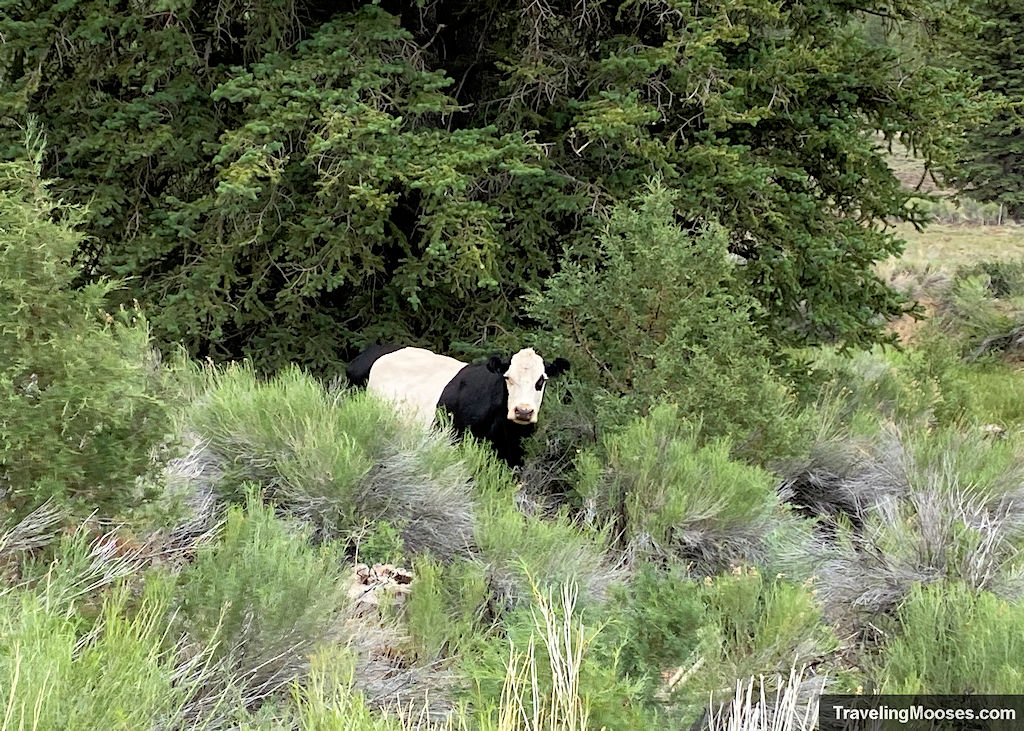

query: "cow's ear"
(546, 357), (571, 378)
(487, 354), (508, 374)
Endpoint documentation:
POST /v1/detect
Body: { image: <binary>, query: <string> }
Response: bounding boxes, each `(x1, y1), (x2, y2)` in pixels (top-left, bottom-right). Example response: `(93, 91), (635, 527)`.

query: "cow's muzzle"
(512, 406), (536, 424)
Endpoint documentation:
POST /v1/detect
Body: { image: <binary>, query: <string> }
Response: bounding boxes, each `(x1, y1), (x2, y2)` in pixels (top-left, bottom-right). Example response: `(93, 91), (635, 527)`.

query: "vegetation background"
(1, 0), (1023, 728)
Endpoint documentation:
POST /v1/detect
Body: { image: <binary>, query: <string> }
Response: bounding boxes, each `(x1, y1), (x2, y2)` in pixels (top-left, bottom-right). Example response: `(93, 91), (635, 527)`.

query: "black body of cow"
(436, 358), (537, 467)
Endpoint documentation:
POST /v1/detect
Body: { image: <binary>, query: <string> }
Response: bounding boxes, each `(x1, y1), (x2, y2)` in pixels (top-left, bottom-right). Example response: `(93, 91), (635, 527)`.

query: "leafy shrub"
(0, 144), (170, 518)
(527, 182), (799, 457)
(575, 404), (778, 571)
(956, 258), (1024, 299)
(878, 582), (1024, 693)
(176, 491), (351, 707)
(185, 364), (475, 561)
(603, 565), (835, 723)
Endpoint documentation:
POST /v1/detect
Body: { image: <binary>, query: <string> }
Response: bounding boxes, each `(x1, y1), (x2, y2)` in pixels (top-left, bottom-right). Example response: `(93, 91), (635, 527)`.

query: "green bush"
(0, 145), (170, 518)
(405, 556), (489, 662)
(527, 182), (800, 457)
(575, 404), (778, 571)
(878, 582), (1024, 693)
(176, 491), (351, 706)
(354, 520), (407, 567)
(185, 364), (475, 561)
(602, 565), (836, 723)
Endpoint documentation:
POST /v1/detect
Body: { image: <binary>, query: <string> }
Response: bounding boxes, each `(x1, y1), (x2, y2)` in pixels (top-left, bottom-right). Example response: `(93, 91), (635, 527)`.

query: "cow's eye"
(536, 377), (547, 391)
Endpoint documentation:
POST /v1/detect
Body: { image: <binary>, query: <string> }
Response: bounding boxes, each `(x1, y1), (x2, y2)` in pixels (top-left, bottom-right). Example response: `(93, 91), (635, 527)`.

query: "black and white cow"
(346, 345), (570, 466)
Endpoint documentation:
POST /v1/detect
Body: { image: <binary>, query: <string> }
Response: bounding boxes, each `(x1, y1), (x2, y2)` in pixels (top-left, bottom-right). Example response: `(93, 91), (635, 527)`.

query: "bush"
(185, 364), (475, 561)
(0, 142), (170, 518)
(877, 582), (1024, 693)
(0, 572), (223, 729)
(603, 565), (836, 724)
(527, 182), (800, 457)
(794, 425), (1024, 633)
(465, 442), (620, 607)
(283, 649), (411, 731)
(175, 491), (351, 708)
(405, 555), (489, 662)
(575, 405), (778, 571)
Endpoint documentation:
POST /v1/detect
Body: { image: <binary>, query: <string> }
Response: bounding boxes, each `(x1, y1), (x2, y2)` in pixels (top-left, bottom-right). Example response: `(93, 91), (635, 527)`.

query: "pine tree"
(0, 1), (988, 368)
(944, 1), (1024, 220)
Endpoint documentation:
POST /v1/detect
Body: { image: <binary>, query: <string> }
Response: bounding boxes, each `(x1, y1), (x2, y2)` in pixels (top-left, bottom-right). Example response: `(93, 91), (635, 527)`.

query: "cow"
(346, 345), (570, 467)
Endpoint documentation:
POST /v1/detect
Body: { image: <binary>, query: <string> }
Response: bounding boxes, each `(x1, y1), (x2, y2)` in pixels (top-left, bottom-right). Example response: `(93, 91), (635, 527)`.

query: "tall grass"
(490, 583), (592, 731)
(0, 575), (225, 730)
(704, 667), (822, 731)
(465, 442), (620, 606)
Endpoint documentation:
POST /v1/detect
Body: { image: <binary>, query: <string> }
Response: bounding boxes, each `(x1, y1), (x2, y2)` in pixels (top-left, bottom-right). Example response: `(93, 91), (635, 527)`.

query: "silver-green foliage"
(576, 404), (779, 571)
(791, 425), (1024, 631)
(185, 364), (475, 560)
(176, 492), (351, 709)
(463, 441), (620, 606)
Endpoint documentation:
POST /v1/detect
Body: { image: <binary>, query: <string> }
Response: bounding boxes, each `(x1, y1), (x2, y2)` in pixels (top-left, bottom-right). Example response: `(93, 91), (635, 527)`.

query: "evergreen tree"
(0, 1), (986, 369)
(0, 131), (169, 517)
(943, 0), (1024, 220)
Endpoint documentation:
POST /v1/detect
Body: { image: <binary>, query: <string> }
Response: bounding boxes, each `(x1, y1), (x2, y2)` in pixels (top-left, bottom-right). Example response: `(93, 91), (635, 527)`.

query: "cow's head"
(487, 348), (570, 425)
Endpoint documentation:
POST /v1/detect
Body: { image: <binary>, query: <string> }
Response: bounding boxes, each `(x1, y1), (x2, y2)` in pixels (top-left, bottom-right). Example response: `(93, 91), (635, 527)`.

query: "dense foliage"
(3, 1), (1024, 728)
(0, 142), (169, 518)
(0, 0), (983, 368)
(941, 0), (1024, 220)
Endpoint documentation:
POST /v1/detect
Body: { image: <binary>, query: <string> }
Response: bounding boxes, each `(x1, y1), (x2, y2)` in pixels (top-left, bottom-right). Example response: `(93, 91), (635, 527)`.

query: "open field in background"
(891, 223), (1024, 269)
(883, 135), (1023, 271)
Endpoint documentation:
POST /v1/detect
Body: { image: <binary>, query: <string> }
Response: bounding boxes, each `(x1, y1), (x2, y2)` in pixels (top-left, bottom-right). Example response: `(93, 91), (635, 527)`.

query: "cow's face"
(488, 348), (570, 424)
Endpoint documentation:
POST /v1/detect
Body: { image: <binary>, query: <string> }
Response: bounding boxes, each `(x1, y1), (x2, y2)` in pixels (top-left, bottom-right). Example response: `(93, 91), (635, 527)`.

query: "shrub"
(602, 565), (836, 724)
(354, 520), (407, 567)
(465, 442), (620, 607)
(575, 404), (778, 571)
(284, 649), (410, 731)
(185, 364), (475, 561)
(405, 555), (489, 662)
(877, 581), (1024, 693)
(0, 141), (170, 519)
(526, 182), (799, 457)
(797, 425), (1024, 633)
(175, 491), (351, 708)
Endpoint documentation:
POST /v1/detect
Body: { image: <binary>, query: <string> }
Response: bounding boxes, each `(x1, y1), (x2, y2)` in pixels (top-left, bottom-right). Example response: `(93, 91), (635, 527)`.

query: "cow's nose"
(514, 406), (535, 421)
